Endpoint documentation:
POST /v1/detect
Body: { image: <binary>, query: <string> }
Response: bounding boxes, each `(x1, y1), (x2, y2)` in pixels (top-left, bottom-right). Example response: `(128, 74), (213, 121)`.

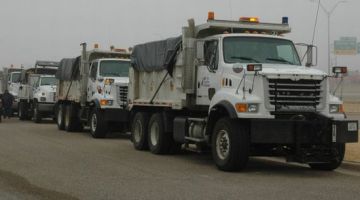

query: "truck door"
(87, 61), (98, 101)
(196, 40), (219, 105)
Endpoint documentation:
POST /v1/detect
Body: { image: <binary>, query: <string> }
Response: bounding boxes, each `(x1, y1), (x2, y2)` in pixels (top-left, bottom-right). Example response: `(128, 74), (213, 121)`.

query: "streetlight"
(311, 0), (347, 74)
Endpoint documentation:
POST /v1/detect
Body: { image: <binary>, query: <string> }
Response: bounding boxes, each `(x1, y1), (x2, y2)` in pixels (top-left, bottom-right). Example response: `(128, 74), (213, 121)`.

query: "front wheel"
(309, 144), (345, 171)
(212, 118), (250, 171)
(89, 109), (108, 138)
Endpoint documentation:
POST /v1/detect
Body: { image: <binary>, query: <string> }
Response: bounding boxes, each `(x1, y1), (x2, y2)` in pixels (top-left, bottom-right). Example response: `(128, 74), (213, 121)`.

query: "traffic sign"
(334, 37), (357, 55)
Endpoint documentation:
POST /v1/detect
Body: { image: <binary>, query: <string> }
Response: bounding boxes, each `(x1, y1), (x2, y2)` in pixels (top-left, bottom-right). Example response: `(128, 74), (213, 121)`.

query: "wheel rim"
(216, 130), (230, 160)
(150, 121), (159, 146)
(91, 113), (97, 133)
(19, 105), (22, 117)
(133, 120), (142, 143)
(57, 107), (62, 125)
(34, 106), (38, 118)
(65, 107), (70, 127)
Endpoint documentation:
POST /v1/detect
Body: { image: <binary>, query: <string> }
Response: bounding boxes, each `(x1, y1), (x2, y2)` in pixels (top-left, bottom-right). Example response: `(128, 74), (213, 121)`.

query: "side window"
(90, 62), (98, 80)
(277, 45), (296, 64)
(204, 40), (219, 71)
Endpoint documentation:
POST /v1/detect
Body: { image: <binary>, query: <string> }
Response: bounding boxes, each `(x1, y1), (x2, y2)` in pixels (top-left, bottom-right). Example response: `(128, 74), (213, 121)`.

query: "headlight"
(235, 103), (258, 113)
(329, 104), (344, 113)
(105, 79), (115, 85)
(247, 104), (258, 113)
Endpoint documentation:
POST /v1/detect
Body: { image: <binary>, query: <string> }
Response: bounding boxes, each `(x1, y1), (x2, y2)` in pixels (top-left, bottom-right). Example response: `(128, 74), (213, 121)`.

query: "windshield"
(99, 60), (130, 77)
(40, 77), (57, 86)
(223, 37), (301, 65)
(11, 73), (21, 83)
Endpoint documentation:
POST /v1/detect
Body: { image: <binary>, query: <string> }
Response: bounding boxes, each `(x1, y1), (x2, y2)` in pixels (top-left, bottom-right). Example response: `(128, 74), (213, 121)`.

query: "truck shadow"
(172, 151), (344, 177)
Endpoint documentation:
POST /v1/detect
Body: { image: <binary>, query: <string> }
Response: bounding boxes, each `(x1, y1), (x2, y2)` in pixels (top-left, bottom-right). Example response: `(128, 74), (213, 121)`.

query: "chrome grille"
(267, 79), (323, 111)
(117, 85), (128, 109)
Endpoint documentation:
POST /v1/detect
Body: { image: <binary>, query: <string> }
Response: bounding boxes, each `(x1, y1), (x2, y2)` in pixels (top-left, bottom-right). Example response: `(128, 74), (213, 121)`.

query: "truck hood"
(259, 64), (327, 80)
(38, 85), (57, 93)
(106, 77), (129, 85)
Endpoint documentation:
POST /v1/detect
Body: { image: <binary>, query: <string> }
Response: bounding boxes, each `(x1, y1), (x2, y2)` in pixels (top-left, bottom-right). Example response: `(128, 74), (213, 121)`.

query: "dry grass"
(345, 134), (360, 163)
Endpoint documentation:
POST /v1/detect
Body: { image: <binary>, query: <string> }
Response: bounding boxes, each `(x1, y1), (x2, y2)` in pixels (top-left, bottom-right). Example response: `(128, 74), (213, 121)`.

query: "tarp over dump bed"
(56, 57), (80, 81)
(130, 36), (181, 75)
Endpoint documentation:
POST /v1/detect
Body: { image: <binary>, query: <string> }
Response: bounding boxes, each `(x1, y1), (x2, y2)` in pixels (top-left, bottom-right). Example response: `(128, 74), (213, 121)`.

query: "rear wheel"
(131, 112), (149, 150)
(18, 102), (28, 120)
(309, 144), (345, 171)
(56, 104), (65, 130)
(33, 102), (42, 123)
(89, 109), (108, 138)
(64, 104), (80, 132)
(212, 118), (250, 171)
(148, 113), (171, 154)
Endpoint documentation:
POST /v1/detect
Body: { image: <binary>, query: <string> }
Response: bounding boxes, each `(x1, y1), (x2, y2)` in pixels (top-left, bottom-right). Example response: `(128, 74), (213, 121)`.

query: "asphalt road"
(0, 118), (359, 200)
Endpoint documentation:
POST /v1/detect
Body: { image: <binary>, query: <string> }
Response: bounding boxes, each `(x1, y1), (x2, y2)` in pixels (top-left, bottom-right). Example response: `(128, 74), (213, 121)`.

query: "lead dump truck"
(18, 61), (59, 122)
(128, 14), (358, 171)
(55, 43), (131, 138)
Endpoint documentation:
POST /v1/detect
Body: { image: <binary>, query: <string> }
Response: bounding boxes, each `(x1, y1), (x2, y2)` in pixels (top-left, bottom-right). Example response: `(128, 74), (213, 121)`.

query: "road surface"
(0, 118), (359, 200)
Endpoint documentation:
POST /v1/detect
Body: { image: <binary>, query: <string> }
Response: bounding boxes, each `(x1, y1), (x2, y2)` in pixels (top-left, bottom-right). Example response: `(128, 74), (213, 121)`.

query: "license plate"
(348, 122), (358, 132)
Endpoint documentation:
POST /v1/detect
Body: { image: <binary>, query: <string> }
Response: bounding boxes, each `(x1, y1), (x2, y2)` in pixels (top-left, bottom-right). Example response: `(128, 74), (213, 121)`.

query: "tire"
(212, 117), (250, 171)
(309, 144), (345, 171)
(147, 113), (172, 154)
(89, 109), (108, 138)
(18, 102), (28, 120)
(131, 112), (149, 150)
(33, 102), (42, 123)
(56, 104), (65, 130)
(64, 104), (79, 132)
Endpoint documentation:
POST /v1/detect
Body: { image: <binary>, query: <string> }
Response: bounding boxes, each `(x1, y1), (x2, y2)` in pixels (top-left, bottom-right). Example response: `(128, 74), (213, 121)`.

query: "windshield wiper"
(231, 56), (260, 63)
(266, 58), (294, 65)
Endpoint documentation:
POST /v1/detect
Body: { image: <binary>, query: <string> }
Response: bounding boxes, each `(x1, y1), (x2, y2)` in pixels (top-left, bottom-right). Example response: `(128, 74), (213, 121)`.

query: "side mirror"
(305, 45), (317, 67)
(295, 43), (318, 67)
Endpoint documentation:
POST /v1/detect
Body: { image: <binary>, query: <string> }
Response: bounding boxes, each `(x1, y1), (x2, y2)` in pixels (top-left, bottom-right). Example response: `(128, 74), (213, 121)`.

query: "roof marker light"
(240, 17), (259, 23)
(208, 11), (215, 21)
(282, 17), (288, 24)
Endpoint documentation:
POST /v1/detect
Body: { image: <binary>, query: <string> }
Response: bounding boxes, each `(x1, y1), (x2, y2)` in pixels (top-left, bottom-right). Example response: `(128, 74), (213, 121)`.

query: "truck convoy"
(127, 14), (358, 171)
(18, 61), (59, 123)
(0, 67), (23, 112)
(55, 44), (131, 138)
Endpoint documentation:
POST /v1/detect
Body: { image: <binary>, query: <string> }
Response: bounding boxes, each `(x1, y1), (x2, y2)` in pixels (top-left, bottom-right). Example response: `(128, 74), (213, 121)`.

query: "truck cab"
(18, 61), (59, 123)
(32, 75), (57, 120)
(87, 58), (130, 109)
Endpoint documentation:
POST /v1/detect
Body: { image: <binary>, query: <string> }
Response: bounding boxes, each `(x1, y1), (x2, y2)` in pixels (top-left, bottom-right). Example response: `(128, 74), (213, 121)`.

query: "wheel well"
(206, 102), (237, 139)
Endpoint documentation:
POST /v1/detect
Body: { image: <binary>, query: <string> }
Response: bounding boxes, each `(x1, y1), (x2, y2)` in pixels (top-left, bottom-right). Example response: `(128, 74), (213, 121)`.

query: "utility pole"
(316, 0), (347, 74)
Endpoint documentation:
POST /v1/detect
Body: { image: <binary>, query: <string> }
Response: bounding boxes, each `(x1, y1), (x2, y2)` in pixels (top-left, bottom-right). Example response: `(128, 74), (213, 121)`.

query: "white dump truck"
(1, 67), (23, 112)
(128, 14), (358, 171)
(55, 43), (131, 138)
(18, 61), (59, 122)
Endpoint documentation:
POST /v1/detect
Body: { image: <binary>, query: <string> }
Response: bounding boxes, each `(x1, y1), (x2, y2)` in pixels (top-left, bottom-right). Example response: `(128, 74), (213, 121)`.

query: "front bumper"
(101, 108), (129, 122)
(38, 103), (55, 113)
(250, 117), (358, 144)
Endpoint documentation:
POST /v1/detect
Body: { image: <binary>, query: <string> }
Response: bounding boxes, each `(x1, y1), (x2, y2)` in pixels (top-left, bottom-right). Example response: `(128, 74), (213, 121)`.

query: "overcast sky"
(0, 0), (359, 71)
